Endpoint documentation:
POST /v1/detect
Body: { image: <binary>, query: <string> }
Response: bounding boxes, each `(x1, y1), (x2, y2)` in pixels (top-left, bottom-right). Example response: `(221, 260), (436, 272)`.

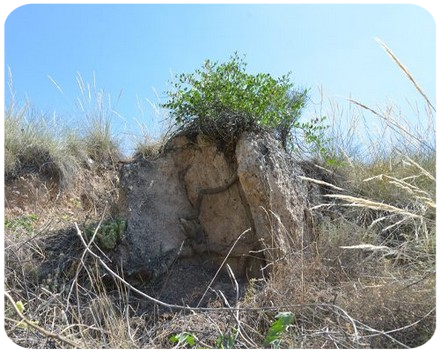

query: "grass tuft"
(4, 103), (82, 188)
(4, 41), (436, 348)
(4, 74), (122, 189)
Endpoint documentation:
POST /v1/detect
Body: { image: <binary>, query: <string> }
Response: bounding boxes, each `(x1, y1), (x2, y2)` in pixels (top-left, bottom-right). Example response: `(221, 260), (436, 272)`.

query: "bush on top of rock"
(162, 53), (309, 152)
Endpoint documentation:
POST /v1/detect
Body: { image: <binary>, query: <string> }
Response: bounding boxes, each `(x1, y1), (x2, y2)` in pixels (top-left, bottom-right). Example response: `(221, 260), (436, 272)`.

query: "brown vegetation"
(3, 46), (435, 348)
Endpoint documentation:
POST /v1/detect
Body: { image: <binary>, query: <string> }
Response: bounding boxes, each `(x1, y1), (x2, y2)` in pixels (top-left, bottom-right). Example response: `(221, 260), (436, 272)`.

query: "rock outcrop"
(117, 132), (313, 282)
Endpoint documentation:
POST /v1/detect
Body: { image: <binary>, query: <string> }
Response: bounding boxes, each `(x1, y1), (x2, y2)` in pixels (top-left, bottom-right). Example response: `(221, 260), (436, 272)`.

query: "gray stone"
(116, 132), (313, 281)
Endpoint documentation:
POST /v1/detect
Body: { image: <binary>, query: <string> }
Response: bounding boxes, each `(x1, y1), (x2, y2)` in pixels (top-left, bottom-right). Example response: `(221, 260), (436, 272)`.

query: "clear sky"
(3, 3), (436, 151)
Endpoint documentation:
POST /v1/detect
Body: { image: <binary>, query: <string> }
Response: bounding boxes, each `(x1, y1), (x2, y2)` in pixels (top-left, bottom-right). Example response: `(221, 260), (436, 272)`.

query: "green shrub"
(163, 53), (311, 151)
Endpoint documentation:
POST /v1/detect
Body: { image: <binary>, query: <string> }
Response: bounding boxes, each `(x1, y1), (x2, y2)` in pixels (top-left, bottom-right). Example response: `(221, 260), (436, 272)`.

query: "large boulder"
(116, 132), (313, 282)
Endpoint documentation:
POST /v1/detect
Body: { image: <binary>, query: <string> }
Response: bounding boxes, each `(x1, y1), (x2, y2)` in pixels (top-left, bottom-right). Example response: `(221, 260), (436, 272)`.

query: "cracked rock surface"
(116, 132), (313, 284)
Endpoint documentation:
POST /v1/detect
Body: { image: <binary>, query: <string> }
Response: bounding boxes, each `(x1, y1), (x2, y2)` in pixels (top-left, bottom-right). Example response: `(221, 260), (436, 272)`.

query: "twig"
(403, 272), (435, 289)
(74, 222), (203, 311)
(74, 223), (302, 312)
(4, 291), (80, 349)
(373, 307), (435, 336)
(196, 228), (250, 308)
(66, 211), (106, 313)
(76, 215), (428, 352)
(321, 303), (436, 349)
(226, 264), (257, 348)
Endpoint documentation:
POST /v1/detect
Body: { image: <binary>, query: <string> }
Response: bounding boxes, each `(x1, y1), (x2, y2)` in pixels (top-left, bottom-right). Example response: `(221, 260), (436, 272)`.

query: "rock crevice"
(117, 132), (312, 281)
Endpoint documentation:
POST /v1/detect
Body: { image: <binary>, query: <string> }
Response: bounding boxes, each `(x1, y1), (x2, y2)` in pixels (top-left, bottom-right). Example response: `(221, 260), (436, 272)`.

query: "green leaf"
(216, 332), (236, 349)
(263, 311), (295, 347)
(169, 332), (197, 347)
(15, 301), (25, 314)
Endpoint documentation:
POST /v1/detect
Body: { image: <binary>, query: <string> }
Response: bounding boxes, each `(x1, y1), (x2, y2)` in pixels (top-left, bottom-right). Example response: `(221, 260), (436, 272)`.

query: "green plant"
(5, 214), (38, 232)
(11, 299), (39, 330)
(215, 330), (237, 349)
(84, 218), (126, 250)
(294, 115), (340, 165)
(169, 331), (236, 352)
(169, 332), (197, 348)
(263, 312), (295, 348)
(163, 53), (314, 151)
(169, 312), (295, 352)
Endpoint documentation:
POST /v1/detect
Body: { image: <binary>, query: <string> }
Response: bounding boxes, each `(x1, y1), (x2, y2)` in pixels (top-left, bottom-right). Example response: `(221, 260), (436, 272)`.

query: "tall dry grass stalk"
(4, 40), (435, 349)
(4, 72), (123, 191)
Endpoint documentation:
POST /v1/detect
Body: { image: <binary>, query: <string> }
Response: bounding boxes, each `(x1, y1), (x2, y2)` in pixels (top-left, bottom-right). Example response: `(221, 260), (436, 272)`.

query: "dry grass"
(133, 139), (164, 159)
(4, 102), (83, 188)
(5, 73), (123, 192)
(75, 73), (123, 167)
(4, 41), (435, 348)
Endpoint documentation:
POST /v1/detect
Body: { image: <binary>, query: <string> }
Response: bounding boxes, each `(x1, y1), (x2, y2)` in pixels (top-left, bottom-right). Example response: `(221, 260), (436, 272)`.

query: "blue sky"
(4, 3), (436, 152)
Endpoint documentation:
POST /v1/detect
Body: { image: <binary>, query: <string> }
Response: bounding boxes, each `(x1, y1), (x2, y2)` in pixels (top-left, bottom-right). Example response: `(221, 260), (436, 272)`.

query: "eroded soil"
(4, 172), (249, 315)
